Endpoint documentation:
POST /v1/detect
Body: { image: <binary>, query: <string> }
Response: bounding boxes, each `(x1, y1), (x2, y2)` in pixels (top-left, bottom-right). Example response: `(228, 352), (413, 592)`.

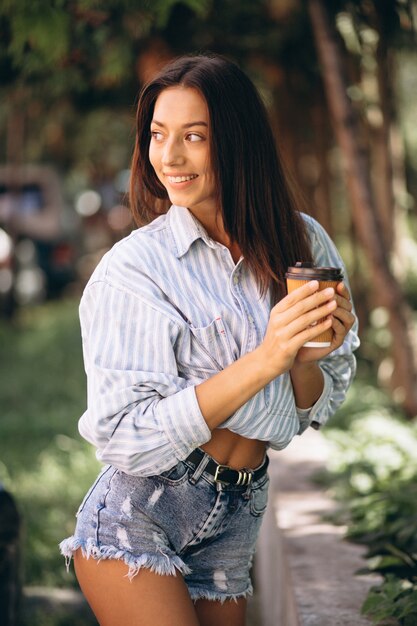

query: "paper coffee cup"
(286, 262), (343, 347)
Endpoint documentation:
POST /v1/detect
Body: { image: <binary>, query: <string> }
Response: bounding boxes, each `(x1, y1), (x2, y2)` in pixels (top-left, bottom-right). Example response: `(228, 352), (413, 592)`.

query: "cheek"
(148, 144), (160, 173)
(205, 168), (216, 192)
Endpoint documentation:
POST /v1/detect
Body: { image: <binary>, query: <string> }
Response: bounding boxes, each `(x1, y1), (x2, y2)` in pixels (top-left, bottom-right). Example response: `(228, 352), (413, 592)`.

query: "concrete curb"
(256, 429), (380, 626)
(255, 467), (300, 626)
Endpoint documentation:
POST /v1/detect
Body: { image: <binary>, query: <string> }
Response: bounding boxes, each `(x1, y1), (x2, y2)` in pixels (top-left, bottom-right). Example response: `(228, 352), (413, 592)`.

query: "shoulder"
(81, 213), (185, 324)
(300, 212), (335, 251)
(87, 213), (171, 285)
(300, 212), (327, 241)
(299, 212), (345, 266)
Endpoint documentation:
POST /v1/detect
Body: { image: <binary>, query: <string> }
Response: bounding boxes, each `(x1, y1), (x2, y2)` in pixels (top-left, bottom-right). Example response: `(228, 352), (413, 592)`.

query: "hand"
(295, 282), (355, 364)
(256, 280), (337, 378)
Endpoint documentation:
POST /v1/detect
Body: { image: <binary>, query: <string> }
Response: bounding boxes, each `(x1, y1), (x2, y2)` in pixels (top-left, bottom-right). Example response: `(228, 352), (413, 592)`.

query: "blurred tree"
(0, 0), (210, 167)
(308, 0), (417, 417)
(1, 0), (417, 416)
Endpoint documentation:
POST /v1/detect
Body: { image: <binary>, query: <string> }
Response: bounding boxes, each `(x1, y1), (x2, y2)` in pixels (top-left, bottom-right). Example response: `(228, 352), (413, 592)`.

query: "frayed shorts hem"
(59, 536), (191, 580)
(188, 586), (253, 604)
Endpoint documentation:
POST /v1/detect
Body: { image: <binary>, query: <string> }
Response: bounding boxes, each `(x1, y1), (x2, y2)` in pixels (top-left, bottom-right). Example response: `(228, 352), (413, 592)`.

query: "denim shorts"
(60, 449), (269, 602)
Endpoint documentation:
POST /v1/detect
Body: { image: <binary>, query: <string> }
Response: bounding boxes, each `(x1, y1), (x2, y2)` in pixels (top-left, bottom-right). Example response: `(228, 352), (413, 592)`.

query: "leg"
(194, 597), (247, 626)
(73, 549), (199, 626)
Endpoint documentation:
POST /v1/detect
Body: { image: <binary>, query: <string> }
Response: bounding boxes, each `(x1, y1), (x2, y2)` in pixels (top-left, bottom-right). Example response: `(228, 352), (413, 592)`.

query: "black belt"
(185, 448), (269, 486)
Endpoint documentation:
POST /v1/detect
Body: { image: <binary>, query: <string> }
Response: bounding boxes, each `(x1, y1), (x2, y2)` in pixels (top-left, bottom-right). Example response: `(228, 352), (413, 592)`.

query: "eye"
(150, 130), (164, 142)
(186, 133), (204, 142)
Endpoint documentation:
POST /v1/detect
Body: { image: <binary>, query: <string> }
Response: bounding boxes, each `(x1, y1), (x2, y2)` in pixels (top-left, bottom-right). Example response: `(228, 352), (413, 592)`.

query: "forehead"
(152, 87), (209, 124)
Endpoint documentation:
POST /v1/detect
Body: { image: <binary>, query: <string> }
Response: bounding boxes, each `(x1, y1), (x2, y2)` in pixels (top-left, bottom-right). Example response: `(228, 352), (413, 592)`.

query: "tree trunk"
(311, 94), (333, 237)
(370, 3), (396, 252)
(6, 91), (25, 168)
(307, 0), (417, 417)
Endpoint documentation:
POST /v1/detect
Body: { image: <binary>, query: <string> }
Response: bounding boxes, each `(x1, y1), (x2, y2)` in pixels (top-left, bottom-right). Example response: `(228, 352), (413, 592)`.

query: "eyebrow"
(151, 120), (208, 129)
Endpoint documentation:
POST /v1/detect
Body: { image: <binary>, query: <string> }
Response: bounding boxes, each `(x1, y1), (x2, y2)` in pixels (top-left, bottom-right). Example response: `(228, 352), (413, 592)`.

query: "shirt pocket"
(178, 316), (237, 378)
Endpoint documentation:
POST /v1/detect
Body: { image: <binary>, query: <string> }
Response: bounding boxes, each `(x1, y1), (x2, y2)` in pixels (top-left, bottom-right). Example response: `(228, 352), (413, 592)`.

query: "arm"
(80, 216), (358, 474)
(195, 281), (337, 426)
(288, 216), (360, 432)
(78, 280), (212, 476)
(290, 362), (324, 409)
(79, 278), (337, 476)
(219, 217), (359, 444)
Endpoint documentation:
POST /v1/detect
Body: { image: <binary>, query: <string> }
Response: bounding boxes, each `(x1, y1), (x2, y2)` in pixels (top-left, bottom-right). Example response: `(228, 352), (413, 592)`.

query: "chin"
(170, 194), (197, 206)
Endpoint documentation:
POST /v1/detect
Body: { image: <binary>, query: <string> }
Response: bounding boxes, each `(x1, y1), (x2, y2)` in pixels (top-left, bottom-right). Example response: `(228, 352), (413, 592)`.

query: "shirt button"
(233, 275), (239, 285)
(248, 315), (254, 324)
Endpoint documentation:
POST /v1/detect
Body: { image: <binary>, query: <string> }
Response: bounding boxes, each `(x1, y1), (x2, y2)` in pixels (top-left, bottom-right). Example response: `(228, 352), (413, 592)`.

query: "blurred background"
(1, 1), (417, 625)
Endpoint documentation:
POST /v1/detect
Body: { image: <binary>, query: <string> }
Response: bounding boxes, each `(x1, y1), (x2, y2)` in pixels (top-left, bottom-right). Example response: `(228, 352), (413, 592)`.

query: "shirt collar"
(168, 205), (216, 258)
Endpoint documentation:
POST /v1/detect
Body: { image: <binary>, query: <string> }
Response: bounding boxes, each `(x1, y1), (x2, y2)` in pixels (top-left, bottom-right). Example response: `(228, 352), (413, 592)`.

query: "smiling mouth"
(166, 174), (198, 183)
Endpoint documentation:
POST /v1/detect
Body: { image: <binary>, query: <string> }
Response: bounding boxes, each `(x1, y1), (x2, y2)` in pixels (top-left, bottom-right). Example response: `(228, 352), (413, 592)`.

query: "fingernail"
(323, 287), (334, 296)
(309, 280), (319, 290)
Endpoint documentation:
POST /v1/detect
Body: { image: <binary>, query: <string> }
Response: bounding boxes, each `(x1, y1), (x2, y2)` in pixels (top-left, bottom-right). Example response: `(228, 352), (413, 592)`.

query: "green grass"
(0, 299), (101, 588)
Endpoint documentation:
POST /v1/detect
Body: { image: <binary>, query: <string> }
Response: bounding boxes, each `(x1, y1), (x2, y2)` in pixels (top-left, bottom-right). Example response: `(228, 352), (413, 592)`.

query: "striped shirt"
(78, 205), (359, 476)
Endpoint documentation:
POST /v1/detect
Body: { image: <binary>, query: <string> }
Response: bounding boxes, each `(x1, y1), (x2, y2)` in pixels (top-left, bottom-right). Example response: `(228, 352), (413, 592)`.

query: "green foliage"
(9, 7), (71, 69)
(362, 577), (417, 626)
(320, 381), (417, 624)
(0, 300), (101, 587)
(151, 0), (211, 27)
(0, 0), (211, 92)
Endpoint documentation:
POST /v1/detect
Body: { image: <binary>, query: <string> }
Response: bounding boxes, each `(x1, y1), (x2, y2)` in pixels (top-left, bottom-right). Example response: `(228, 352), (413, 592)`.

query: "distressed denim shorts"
(60, 448), (269, 602)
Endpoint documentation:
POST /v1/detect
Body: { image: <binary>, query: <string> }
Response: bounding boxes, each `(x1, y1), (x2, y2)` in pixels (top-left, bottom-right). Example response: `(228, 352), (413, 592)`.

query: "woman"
(60, 54), (358, 626)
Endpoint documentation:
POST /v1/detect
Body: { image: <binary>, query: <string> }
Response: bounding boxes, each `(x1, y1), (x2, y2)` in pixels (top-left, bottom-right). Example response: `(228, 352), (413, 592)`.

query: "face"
(149, 86), (217, 218)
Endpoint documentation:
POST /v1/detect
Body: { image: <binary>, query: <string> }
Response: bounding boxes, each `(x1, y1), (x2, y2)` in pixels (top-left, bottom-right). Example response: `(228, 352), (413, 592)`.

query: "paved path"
(256, 428), (380, 626)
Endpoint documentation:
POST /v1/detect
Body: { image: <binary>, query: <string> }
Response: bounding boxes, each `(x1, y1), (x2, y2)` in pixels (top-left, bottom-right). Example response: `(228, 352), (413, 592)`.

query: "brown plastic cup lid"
(286, 262), (343, 282)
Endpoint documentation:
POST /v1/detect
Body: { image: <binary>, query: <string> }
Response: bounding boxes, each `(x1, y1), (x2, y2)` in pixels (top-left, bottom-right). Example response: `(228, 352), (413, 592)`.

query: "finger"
(275, 285), (335, 318)
(331, 315), (346, 334)
(334, 294), (352, 312)
(275, 280), (319, 313)
(330, 316), (349, 348)
(336, 282), (351, 300)
(332, 307), (355, 330)
(270, 289), (337, 344)
(291, 315), (334, 351)
(284, 298), (337, 337)
(288, 287), (336, 321)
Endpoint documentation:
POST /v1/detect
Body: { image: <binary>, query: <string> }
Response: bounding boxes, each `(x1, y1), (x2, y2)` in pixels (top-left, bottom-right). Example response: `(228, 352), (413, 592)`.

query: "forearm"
(195, 347), (275, 430)
(196, 283), (337, 430)
(290, 361), (324, 409)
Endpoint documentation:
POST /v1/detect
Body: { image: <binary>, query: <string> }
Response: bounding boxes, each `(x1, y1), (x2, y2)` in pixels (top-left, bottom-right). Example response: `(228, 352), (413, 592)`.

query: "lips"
(166, 174), (198, 183)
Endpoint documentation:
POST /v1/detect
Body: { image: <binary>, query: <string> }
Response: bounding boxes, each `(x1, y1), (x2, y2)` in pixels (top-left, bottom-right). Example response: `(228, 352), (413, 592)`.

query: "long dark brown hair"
(130, 53), (313, 302)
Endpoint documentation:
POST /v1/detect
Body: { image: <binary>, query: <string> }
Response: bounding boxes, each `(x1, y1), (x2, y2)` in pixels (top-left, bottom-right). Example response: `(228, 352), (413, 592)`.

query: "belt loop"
(189, 451), (210, 485)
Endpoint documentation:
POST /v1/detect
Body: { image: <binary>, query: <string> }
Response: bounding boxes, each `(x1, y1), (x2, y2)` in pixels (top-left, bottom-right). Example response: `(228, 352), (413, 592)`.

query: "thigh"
(74, 550), (199, 626)
(195, 597), (247, 626)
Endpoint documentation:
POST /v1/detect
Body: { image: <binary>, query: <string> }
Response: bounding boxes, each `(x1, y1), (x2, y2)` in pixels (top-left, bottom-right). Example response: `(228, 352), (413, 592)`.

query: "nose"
(161, 137), (185, 166)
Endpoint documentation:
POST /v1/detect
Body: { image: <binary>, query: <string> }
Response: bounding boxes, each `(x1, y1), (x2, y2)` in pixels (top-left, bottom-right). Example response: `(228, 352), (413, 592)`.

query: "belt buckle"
(214, 464), (253, 486)
(214, 464), (230, 484)
(237, 469), (253, 486)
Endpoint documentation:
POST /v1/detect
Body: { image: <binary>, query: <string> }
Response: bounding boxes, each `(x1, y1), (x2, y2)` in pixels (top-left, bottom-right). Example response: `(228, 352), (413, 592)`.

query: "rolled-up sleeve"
(78, 280), (211, 476)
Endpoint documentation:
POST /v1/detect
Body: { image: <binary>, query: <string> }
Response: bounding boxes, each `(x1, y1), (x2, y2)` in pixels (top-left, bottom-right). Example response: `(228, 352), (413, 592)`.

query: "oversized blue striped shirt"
(78, 205), (359, 476)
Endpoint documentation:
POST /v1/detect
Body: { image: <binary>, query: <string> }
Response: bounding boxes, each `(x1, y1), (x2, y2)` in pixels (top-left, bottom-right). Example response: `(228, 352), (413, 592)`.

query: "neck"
(208, 224), (242, 264)
(188, 206), (242, 263)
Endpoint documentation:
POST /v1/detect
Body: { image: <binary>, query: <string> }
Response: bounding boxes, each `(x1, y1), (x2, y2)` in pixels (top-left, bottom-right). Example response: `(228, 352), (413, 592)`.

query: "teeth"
(168, 175), (198, 183)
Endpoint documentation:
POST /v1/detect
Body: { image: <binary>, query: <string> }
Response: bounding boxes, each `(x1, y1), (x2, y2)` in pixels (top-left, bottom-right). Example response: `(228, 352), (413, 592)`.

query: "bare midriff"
(201, 428), (266, 470)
